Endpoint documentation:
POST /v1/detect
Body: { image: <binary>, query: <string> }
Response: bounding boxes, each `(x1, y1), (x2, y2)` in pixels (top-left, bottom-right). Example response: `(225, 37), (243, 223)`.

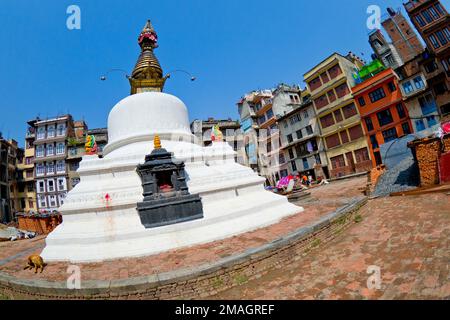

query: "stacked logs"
(408, 134), (450, 187)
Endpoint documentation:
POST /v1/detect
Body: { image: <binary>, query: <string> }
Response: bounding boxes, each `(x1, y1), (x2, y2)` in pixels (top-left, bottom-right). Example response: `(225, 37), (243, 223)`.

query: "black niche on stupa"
(136, 137), (204, 228)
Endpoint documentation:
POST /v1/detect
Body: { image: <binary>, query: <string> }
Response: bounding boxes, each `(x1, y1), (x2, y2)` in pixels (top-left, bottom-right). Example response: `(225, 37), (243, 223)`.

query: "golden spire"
(130, 20), (167, 94)
(154, 135), (161, 150)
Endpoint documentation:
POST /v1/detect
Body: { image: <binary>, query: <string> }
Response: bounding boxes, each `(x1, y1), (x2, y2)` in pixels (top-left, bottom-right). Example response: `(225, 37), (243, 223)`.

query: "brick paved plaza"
(1, 177), (449, 299)
(214, 191), (450, 299)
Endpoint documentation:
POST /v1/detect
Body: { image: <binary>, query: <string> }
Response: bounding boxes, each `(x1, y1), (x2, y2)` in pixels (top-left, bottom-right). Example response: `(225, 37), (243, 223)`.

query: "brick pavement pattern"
(213, 193), (450, 299)
(0, 177), (366, 283)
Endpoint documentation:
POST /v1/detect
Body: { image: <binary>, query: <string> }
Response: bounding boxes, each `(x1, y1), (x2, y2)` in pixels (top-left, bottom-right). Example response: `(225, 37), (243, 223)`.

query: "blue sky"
(1, 0), (448, 146)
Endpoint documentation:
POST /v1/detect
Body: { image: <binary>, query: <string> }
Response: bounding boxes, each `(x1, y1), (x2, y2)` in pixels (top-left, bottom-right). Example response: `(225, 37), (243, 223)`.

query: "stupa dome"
(104, 92), (192, 154)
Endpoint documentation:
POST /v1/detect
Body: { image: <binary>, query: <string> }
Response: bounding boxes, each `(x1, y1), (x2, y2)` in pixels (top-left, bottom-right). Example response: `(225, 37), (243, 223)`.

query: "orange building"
(352, 67), (414, 167)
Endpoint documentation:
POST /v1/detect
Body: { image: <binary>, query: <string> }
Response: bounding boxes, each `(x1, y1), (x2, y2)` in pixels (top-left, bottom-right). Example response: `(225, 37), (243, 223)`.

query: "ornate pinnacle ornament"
(130, 19), (168, 94)
(153, 135), (162, 150)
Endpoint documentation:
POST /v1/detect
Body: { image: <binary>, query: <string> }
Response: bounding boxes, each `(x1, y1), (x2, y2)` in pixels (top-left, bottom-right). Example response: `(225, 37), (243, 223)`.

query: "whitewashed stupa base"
(41, 93), (303, 263)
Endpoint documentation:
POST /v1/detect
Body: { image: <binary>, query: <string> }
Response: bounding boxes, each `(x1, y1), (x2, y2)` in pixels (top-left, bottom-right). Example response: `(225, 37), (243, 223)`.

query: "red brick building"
(352, 68), (414, 167)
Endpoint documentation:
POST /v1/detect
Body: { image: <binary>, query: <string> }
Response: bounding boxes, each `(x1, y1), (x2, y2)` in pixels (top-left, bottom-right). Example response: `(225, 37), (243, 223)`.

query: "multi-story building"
(404, 0), (450, 115)
(30, 115), (74, 212)
(395, 54), (441, 133)
(19, 123), (38, 214)
(369, 29), (404, 69)
(277, 89), (329, 179)
(236, 86), (300, 184)
(352, 66), (414, 167)
(382, 8), (425, 63)
(304, 52), (372, 178)
(0, 137), (25, 223)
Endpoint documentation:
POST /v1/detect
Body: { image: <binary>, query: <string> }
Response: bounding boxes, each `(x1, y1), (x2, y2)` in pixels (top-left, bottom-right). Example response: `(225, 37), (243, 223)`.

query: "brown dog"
(23, 255), (46, 273)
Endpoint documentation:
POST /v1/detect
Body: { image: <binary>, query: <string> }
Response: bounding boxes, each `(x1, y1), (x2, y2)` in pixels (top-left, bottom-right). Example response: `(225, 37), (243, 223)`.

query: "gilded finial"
(154, 135), (161, 149)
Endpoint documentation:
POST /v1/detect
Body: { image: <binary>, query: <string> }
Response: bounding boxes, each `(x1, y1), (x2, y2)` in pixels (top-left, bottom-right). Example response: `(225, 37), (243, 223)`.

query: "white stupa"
(41, 20), (302, 263)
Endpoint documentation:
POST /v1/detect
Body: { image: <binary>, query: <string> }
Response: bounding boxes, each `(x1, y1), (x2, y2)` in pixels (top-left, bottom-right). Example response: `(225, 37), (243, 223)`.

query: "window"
(314, 94), (329, 110)
(302, 158), (309, 170)
(47, 179), (55, 192)
(36, 145), (45, 158)
(435, 3), (445, 15)
(354, 148), (370, 163)
(48, 195), (57, 208)
(419, 94), (437, 115)
(370, 135), (379, 149)
(334, 110), (343, 122)
(56, 143), (65, 155)
(327, 90), (337, 103)
(385, 54), (395, 66)
(47, 125), (55, 138)
(365, 118), (374, 132)
(320, 72), (330, 84)
(283, 120), (288, 128)
(69, 147), (78, 156)
(415, 14), (426, 27)
(305, 126), (313, 135)
(358, 97), (366, 106)
(58, 177), (66, 191)
(422, 10), (433, 23)
(426, 116), (437, 127)
(37, 127), (46, 140)
(415, 119), (426, 131)
(57, 124), (66, 136)
(342, 103), (357, 119)
(328, 65), (342, 79)
(325, 134), (340, 149)
(56, 160), (65, 173)
(396, 104), (406, 119)
(70, 162), (80, 171)
(39, 195), (46, 208)
(288, 148), (295, 159)
(320, 114), (335, 129)
(402, 122), (411, 135)
(429, 34), (440, 49)
(37, 180), (45, 193)
(296, 130), (303, 140)
(387, 81), (396, 92)
(444, 27), (450, 42)
(303, 110), (309, 119)
(402, 81), (414, 94)
(59, 193), (66, 206)
(47, 143), (54, 156)
(377, 109), (394, 127)
(287, 134), (293, 144)
(435, 30), (448, 46)
(340, 131), (349, 144)
(46, 162), (55, 175)
(266, 108), (274, 119)
(382, 127), (398, 142)
(330, 155), (345, 169)
(308, 77), (322, 91)
(428, 6), (440, 20)
(314, 154), (322, 165)
(36, 163), (45, 176)
(291, 161), (297, 172)
(369, 87), (386, 102)
(413, 76), (425, 90)
(335, 83), (350, 98)
(424, 61), (438, 73)
(348, 125), (364, 141)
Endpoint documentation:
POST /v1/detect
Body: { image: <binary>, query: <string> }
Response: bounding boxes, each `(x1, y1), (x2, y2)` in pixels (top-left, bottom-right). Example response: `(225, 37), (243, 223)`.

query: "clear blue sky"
(1, 0), (448, 146)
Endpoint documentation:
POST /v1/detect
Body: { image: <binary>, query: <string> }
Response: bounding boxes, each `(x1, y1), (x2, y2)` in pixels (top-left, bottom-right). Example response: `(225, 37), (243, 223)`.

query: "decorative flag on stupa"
(211, 125), (223, 142)
(85, 135), (98, 155)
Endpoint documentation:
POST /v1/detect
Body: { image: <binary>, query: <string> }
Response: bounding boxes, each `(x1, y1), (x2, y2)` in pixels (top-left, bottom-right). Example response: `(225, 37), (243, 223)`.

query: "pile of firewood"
(414, 139), (441, 186)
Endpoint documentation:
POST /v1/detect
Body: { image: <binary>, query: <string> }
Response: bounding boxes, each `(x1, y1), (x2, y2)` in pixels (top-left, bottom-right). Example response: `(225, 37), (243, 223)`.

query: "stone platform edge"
(0, 197), (368, 300)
